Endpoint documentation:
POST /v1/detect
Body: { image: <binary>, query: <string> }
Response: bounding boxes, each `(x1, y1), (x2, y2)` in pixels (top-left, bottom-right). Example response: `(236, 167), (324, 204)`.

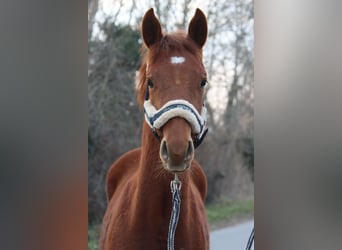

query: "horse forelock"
(136, 32), (203, 106)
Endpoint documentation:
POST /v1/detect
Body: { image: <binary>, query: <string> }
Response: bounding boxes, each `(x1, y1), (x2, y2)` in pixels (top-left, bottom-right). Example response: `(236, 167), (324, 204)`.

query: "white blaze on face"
(170, 56), (185, 64)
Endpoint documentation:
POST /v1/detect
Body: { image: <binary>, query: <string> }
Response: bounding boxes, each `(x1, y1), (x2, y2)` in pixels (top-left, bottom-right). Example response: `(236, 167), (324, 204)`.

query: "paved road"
(210, 220), (254, 250)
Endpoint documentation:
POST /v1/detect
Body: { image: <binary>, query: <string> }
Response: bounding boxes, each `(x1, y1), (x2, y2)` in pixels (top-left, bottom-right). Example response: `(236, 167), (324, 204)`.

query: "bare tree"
(88, 0), (99, 39)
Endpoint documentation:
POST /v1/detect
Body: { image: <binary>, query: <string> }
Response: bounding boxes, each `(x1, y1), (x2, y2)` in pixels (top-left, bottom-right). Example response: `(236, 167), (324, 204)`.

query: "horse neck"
(138, 122), (168, 182)
(129, 122), (192, 226)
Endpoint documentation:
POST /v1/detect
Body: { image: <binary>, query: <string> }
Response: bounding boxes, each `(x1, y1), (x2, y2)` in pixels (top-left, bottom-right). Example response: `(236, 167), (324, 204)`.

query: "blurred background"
(88, 0), (254, 247)
(1, 1), (340, 249)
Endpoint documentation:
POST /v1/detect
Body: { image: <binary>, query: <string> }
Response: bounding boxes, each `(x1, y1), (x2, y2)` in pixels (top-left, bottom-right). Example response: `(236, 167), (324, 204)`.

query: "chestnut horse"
(99, 8), (209, 250)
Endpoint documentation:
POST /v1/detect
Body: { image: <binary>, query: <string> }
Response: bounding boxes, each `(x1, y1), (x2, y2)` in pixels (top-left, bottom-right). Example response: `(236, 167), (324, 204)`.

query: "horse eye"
(147, 79), (154, 88)
(200, 79), (207, 87)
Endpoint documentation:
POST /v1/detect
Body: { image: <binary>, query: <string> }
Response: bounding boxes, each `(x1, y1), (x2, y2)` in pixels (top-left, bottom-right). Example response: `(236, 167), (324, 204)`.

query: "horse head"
(138, 8), (208, 173)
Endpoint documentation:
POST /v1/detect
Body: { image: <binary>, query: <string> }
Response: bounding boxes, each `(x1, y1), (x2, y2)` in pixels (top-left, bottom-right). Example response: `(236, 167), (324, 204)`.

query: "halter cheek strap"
(143, 99), (208, 148)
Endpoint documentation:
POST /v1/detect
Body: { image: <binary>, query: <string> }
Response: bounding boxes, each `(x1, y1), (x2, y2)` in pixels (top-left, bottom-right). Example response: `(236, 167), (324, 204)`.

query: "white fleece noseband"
(144, 99), (207, 135)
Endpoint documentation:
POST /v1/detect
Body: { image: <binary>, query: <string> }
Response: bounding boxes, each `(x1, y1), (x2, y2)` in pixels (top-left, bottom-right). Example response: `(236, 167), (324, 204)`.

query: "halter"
(143, 87), (208, 148)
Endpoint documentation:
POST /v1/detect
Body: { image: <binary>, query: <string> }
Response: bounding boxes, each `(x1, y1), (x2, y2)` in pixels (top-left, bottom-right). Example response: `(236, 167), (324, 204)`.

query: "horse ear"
(142, 8), (163, 48)
(188, 8), (208, 48)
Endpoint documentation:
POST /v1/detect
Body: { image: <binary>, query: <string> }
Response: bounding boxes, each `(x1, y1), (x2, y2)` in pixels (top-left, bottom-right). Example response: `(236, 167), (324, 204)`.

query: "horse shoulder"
(106, 148), (141, 201)
(190, 160), (208, 201)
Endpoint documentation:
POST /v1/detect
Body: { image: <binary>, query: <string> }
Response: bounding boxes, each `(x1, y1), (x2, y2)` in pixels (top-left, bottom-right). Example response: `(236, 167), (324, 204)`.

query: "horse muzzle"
(144, 98), (207, 172)
(160, 138), (194, 172)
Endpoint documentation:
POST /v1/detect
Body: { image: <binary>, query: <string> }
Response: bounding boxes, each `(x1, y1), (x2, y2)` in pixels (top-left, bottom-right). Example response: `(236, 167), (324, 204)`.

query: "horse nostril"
(160, 139), (169, 162)
(185, 141), (194, 161)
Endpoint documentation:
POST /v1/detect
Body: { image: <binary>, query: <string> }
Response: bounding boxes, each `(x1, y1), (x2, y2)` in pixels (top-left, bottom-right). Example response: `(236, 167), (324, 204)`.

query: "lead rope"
(245, 227), (254, 250)
(167, 174), (182, 250)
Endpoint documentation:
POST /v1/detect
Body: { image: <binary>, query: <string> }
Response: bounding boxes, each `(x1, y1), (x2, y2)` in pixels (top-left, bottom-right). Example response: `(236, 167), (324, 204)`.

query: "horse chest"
(102, 180), (208, 250)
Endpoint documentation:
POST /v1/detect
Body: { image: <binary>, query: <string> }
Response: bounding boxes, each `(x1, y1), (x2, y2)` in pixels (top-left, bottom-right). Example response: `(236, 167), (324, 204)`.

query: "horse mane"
(136, 31), (203, 106)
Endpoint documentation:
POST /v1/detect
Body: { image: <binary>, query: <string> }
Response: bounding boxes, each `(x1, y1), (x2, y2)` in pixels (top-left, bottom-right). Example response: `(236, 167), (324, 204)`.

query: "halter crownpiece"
(143, 99), (208, 148)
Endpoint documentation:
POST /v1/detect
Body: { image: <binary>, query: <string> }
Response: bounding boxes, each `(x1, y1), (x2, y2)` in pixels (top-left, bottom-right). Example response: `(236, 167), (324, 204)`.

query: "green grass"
(88, 200), (254, 249)
(206, 200), (254, 226)
(88, 224), (100, 250)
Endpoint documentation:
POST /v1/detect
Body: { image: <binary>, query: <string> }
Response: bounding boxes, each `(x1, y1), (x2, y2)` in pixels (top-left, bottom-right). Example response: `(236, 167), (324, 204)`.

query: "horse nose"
(160, 139), (169, 162)
(159, 139), (194, 172)
(185, 140), (194, 162)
